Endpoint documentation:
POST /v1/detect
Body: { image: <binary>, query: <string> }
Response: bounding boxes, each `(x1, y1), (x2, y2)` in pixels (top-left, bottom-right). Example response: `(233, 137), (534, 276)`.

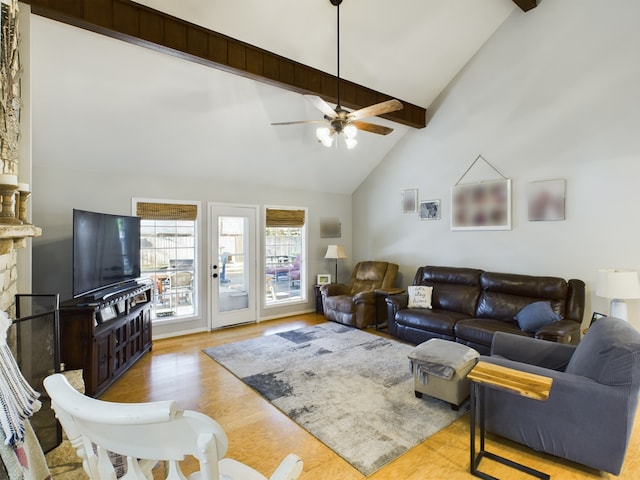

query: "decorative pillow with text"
(408, 286), (433, 309)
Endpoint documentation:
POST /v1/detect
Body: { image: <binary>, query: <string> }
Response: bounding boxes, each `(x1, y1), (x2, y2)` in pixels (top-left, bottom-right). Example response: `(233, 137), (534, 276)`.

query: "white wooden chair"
(43, 373), (303, 480)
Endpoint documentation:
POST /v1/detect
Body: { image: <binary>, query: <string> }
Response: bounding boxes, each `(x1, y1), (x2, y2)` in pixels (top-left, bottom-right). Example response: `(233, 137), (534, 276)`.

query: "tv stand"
(59, 284), (152, 397)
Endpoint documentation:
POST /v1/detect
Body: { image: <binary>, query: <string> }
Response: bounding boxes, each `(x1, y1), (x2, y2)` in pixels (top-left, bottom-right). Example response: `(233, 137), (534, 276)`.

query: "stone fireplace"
(0, 225), (41, 315)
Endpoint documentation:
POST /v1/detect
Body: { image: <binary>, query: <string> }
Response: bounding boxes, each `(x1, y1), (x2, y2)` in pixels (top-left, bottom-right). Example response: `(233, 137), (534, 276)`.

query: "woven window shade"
(136, 202), (198, 221)
(266, 209), (305, 228)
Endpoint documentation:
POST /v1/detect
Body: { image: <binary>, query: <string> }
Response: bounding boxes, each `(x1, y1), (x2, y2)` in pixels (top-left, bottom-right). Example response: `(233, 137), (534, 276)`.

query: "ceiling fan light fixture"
(316, 126), (332, 140)
(345, 137), (357, 150)
(271, 0), (403, 149)
(343, 124), (357, 139)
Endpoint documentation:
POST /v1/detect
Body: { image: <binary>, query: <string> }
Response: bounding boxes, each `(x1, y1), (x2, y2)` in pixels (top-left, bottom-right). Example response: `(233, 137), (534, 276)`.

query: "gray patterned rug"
(203, 322), (465, 476)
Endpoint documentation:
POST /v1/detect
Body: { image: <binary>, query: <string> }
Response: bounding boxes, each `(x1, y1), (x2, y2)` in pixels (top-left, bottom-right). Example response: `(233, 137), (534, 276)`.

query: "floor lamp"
(595, 269), (640, 321)
(324, 245), (347, 284)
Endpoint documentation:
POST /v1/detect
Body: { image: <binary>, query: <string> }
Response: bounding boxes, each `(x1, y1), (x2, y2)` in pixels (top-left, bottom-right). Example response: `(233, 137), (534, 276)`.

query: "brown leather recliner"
(320, 261), (399, 329)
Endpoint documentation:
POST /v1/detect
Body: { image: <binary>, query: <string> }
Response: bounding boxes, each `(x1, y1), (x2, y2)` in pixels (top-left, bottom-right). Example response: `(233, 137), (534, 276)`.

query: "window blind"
(266, 209), (305, 228)
(136, 202), (198, 221)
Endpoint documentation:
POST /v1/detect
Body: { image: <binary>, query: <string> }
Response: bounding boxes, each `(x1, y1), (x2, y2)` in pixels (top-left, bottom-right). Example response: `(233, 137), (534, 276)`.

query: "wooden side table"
(467, 361), (553, 480)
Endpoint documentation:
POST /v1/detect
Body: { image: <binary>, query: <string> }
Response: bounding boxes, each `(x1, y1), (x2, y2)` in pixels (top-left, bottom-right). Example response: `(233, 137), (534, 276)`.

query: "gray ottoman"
(408, 339), (479, 409)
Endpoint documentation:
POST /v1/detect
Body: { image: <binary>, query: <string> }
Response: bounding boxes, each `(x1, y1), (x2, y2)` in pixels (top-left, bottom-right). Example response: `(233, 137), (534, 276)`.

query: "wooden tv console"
(59, 284), (153, 397)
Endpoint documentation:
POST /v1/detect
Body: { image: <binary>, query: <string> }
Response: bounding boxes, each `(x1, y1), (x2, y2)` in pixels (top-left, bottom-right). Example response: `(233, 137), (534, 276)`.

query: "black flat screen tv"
(73, 209), (141, 299)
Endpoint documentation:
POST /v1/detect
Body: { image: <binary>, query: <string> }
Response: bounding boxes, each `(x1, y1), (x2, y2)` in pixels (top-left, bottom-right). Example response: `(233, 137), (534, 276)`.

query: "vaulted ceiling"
(25, 0), (536, 194)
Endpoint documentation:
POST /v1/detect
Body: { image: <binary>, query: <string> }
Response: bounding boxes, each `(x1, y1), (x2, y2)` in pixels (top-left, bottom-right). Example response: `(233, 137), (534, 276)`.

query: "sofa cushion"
(395, 308), (467, 337)
(515, 301), (561, 332)
(565, 317), (640, 386)
(454, 318), (530, 348)
(476, 272), (567, 320)
(408, 286), (433, 309)
(414, 266), (482, 317)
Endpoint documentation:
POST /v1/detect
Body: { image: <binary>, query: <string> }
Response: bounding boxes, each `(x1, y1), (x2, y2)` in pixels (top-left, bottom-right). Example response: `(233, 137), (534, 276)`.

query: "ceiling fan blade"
(348, 99), (403, 121)
(351, 120), (394, 136)
(304, 95), (337, 118)
(271, 120), (327, 126)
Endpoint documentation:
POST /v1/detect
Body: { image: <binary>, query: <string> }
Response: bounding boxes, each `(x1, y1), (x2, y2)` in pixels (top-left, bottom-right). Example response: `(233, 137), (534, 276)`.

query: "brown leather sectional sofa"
(386, 266), (585, 354)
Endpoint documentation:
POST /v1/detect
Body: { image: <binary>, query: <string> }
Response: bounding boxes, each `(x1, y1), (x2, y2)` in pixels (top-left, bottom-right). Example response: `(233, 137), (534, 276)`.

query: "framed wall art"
(451, 179), (511, 230)
(528, 179), (566, 221)
(401, 189), (418, 213)
(419, 200), (440, 220)
(320, 217), (342, 238)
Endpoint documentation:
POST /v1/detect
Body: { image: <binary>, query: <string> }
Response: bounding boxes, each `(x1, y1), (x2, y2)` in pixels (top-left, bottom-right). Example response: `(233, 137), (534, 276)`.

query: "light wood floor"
(101, 313), (640, 479)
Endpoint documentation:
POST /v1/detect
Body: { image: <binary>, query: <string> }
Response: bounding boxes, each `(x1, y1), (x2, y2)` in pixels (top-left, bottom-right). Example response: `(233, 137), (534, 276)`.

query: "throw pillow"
(514, 301), (561, 332)
(408, 286), (433, 309)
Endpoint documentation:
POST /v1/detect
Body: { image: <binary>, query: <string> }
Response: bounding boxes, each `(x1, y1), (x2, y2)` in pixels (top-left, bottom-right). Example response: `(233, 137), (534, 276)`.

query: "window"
(135, 200), (198, 322)
(265, 208), (306, 306)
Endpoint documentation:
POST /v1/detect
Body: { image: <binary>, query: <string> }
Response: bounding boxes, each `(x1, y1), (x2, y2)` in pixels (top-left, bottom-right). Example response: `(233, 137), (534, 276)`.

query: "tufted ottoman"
(408, 339), (479, 410)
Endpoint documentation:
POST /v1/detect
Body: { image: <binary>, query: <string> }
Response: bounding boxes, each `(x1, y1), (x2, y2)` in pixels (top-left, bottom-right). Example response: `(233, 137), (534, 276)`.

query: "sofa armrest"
(385, 293), (409, 311)
(491, 332), (576, 371)
(352, 290), (376, 304)
(535, 319), (580, 345)
(481, 354), (626, 410)
(320, 283), (350, 297)
(480, 354), (635, 475)
(374, 287), (405, 296)
(385, 294), (409, 336)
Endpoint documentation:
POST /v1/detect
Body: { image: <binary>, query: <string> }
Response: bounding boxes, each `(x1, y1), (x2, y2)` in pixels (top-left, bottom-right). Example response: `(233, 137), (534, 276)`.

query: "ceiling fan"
(271, 0), (403, 149)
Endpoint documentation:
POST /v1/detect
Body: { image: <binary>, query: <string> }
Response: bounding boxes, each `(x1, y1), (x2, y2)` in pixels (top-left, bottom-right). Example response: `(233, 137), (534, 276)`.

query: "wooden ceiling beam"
(21, 0), (426, 129)
(512, 0), (538, 12)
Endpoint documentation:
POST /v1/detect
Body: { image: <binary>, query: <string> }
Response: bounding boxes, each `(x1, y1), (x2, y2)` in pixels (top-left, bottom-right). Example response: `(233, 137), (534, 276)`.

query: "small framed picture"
(401, 189), (418, 213)
(590, 312), (606, 326)
(115, 300), (127, 314)
(317, 274), (331, 285)
(98, 306), (117, 323)
(528, 179), (566, 221)
(419, 200), (441, 220)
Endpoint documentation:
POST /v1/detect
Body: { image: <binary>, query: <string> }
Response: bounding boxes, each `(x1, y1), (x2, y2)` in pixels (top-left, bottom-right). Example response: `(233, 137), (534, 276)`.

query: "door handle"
(213, 273), (218, 278)
(212, 264), (218, 278)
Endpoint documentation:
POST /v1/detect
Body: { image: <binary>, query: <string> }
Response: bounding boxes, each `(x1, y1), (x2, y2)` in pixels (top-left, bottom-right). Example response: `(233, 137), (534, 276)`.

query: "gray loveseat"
(481, 317), (640, 475)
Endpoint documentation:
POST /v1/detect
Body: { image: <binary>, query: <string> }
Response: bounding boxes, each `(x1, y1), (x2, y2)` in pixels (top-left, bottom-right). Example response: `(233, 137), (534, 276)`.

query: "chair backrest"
(43, 373), (227, 479)
(348, 261), (398, 294)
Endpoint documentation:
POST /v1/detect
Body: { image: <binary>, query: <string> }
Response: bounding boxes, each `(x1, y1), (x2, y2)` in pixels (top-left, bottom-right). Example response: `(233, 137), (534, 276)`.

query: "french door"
(209, 204), (257, 329)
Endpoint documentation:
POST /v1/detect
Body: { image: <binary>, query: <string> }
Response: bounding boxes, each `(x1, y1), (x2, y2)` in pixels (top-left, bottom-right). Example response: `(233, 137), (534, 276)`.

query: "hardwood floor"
(100, 314), (639, 479)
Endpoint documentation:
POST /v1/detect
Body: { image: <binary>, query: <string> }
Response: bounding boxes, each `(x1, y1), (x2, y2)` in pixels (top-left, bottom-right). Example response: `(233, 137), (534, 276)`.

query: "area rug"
(203, 322), (465, 476)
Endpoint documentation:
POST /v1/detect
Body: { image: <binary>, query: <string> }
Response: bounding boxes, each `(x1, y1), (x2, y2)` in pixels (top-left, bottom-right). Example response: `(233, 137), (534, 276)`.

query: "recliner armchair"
(321, 261), (398, 329)
(480, 317), (640, 475)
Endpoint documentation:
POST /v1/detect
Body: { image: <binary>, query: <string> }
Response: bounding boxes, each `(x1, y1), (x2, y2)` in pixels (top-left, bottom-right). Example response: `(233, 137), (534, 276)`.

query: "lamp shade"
(324, 245), (347, 260)
(596, 269), (640, 300)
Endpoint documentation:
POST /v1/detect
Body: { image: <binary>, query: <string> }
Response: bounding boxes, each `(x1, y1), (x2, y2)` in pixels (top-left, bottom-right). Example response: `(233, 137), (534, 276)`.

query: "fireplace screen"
(10, 294), (61, 453)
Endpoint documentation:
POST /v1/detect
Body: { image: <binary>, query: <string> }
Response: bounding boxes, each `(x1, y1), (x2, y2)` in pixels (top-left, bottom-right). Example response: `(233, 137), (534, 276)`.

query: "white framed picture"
(317, 274), (331, 285)
(419, 200), (440, 220)
(527, 179), (565, 221)
(401, 189), (418, 213)
(451, 179), (511, 231)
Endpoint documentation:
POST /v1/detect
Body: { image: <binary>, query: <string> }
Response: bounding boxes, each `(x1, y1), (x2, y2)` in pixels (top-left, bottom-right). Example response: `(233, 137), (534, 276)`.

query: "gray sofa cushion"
(565, 317), (640, 385)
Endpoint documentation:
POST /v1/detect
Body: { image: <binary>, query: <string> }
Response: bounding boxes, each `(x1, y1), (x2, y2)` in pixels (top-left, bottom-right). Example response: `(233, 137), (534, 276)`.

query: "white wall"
(32, 165), (351, 336)
(26, 10), (355, 337)
(353, 0), (640, 329)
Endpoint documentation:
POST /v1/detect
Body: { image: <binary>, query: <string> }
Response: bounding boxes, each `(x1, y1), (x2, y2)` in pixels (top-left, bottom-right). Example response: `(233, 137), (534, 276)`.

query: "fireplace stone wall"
(0, 225), (41, 316)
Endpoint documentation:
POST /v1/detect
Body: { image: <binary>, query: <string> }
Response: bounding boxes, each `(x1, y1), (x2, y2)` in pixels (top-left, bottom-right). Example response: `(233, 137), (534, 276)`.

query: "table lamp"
(595, 269), (640, 321)
(324, 245), (347, 283)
